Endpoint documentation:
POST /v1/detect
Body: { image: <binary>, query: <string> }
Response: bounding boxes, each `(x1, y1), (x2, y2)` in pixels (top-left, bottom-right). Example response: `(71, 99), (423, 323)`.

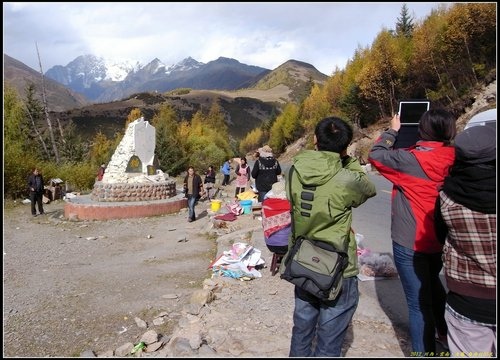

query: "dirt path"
(3, 197), (220, 357)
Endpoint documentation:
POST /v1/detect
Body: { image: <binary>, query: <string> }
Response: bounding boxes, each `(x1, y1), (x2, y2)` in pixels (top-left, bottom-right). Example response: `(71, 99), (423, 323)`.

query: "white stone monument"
(102, 117), (167, 184)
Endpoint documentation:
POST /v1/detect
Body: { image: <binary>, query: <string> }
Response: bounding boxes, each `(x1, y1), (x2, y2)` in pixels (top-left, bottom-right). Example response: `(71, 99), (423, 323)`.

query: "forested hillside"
(3, 3), (496, 199)
(239, 3), (495, 156)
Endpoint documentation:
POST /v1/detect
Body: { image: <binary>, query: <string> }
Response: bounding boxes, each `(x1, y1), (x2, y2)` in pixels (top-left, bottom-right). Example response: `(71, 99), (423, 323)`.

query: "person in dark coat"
(27, 167), (45, 216)
(183, 166), (204, 222)
(435, 125), (496, 356)
(251, 145), (282, 203)
(204, 165), (217, 200)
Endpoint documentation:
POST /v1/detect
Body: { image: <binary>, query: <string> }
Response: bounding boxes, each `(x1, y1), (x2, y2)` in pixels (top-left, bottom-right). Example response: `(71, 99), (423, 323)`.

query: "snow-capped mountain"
(45, 54), (140, 89)
(164, 56), (203, 75)
(44, 54), (267, 102)
(102, 57), (142, 82)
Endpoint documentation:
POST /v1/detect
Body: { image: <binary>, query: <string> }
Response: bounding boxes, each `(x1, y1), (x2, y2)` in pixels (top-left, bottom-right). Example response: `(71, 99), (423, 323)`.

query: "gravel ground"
(3, 197), (219, 357)
(3, 192), (415, 358)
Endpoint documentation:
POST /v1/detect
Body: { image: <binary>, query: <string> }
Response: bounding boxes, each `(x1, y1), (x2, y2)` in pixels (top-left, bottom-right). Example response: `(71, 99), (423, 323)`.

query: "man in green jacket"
(286, 116), (376, 357)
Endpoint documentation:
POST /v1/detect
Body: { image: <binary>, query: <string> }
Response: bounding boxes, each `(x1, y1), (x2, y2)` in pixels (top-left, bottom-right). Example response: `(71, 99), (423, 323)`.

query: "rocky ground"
(3, 182), (414, 358)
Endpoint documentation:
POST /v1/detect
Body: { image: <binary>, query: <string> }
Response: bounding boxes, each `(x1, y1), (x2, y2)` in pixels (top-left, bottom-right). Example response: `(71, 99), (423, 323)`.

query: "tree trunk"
(36, 42), (60, 163)
(24, 102), (50, 158)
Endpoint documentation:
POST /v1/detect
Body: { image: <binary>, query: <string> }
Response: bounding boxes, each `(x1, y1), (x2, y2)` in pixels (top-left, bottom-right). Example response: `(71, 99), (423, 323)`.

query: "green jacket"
(286, 150), (376, 278)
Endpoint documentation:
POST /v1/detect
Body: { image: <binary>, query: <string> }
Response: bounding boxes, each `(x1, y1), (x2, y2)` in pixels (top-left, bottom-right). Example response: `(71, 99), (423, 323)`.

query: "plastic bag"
(227, 200), (243, 215)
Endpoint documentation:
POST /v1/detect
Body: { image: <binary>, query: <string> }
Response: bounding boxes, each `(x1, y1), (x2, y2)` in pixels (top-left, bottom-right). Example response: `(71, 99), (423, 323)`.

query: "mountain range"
(44, 54), (275, 103)
(4, 53), (329, 140)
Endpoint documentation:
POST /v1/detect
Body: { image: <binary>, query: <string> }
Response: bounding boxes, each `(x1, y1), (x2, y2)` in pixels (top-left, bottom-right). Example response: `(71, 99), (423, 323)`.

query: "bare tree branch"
(36, 41), (60, 163)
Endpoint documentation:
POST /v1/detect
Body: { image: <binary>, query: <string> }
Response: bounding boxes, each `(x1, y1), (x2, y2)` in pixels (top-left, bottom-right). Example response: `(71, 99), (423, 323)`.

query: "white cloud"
(3, 2), (452, 74)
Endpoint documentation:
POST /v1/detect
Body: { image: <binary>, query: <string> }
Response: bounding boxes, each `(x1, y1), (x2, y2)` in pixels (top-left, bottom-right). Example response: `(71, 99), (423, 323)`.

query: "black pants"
(235, 187), (245, 197)
(222, 174), (230, 186)
(30, 191), (44, 215)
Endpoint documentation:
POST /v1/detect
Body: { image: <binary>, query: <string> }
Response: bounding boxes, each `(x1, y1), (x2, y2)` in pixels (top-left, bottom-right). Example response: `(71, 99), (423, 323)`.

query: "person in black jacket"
(183, 166), (204, 222)
(251, 145), (282, 202)
(27, 167), (45, 216)
(204, 165), (217, 200)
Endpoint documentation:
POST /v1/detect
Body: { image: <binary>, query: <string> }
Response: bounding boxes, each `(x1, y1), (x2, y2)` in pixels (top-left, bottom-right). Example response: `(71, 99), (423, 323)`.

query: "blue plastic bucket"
(239, 200), (253, 215)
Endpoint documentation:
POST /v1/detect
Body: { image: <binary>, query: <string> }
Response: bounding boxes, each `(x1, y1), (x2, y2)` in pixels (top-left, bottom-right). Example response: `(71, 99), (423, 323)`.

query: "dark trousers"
(30, 191), (44, 215)
(235, 187), (245, 197)
(222, 174), (230, 186)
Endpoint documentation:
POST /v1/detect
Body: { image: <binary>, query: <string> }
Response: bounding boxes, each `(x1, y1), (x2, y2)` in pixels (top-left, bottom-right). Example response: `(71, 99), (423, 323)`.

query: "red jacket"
(369, 131), (455, 253)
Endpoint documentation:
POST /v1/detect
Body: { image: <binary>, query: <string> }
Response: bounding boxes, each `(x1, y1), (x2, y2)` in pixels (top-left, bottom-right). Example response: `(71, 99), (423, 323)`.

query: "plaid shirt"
(440, 191), (496, 299)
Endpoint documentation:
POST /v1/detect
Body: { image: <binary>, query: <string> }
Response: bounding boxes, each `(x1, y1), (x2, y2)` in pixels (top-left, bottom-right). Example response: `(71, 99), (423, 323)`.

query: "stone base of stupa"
(64, 193), (187, 221)
(90, 180), (177, 202)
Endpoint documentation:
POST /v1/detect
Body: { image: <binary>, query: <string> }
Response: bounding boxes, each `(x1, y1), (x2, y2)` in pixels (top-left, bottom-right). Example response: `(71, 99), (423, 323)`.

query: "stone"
(103, 118), (157, 184)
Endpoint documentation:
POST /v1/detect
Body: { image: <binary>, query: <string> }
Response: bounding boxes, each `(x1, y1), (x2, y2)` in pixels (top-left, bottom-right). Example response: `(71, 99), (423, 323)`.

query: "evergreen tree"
(396, 3), (414, 38)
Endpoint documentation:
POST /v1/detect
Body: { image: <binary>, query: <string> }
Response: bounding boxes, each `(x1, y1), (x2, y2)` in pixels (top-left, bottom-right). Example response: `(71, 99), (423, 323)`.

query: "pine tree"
(396, 3), (414, 38)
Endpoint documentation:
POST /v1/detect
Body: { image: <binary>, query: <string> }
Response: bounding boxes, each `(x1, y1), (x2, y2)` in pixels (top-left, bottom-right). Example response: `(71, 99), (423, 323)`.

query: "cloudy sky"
(4, 2), (452, 75)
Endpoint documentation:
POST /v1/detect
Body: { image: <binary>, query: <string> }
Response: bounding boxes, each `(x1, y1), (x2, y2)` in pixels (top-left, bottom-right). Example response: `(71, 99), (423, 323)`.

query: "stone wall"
(91, 181), (177, 202)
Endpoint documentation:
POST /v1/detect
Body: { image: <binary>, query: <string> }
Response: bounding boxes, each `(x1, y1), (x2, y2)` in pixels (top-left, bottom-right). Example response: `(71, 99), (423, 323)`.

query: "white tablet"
(398, 100), (430, 124)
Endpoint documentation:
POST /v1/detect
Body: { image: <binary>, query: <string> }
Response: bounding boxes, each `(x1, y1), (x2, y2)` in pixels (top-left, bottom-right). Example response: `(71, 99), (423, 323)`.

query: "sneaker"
(32, 214), (37, 217)
(39, 212), (45, 215)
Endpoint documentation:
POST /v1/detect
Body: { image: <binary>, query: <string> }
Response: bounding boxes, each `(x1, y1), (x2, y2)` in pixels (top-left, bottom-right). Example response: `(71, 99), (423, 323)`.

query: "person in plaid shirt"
(435, 124), (496, 357)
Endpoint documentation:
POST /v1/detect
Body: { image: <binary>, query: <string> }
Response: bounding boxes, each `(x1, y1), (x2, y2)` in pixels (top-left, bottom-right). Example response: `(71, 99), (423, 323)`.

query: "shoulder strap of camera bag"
(287, 165), (296, 240)
(287, 165), (319, 239)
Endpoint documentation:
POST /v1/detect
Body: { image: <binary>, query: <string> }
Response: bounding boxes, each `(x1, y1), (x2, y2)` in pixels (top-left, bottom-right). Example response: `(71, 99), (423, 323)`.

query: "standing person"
(220, 159), (231, 186)
(27, 167), (45, 216)
(368, 109), (457, 355)
(251, 145), (281, 203)
(203, 165), (217, 200)
(234, 157), (251, 197)
(286, 117), (376, 357)
(435, 125), (496, 357)
(183, 166), (203, 222)
(96, 163), (106, 181)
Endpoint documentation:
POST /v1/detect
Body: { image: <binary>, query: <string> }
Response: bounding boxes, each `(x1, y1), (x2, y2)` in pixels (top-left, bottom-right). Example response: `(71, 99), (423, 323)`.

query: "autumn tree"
(152, 104), (185, 176)
(125, 108), (144, 129)
(89, 131), (113, 168)
(4, 85), (37, 197)
(269, 103), (301, 153)
(239, 127), (265, 154)
(301, 83), (332, 132)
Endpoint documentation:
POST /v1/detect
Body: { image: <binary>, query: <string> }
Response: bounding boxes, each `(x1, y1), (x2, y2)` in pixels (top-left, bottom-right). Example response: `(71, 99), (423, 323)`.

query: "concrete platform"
(64, 194), (187, 221)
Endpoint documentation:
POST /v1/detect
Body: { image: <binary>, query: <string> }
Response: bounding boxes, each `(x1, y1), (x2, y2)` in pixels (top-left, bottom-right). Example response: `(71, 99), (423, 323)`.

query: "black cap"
(455, 126), (496, 164)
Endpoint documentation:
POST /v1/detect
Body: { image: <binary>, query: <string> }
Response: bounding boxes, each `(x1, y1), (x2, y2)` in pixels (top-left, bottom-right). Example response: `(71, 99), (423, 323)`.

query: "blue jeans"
(187, 195), (197, 220)
(392, 241), (447, 355)
(289, 276), (359, 357)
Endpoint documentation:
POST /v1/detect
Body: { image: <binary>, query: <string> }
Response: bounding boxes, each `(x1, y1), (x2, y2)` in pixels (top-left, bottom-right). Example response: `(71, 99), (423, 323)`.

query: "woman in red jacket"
(368, 109), (456, 355)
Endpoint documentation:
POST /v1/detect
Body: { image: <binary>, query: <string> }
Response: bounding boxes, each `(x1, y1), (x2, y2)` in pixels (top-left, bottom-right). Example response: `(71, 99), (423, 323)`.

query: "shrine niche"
(126, 155), (142, 173)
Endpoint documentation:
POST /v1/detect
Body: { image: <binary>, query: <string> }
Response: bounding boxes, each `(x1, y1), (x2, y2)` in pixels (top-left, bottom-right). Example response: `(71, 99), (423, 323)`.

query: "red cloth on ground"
(215, 213), (238, 221)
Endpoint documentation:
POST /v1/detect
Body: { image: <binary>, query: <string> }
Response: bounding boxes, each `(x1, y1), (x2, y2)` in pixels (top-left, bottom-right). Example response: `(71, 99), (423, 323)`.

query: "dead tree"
(24, 101), (51, 159)
(36, 42), (60, 163)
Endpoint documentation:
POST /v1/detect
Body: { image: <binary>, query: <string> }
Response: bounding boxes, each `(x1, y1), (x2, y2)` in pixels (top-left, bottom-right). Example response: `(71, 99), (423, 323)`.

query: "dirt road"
(3, 190), (414, 357)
